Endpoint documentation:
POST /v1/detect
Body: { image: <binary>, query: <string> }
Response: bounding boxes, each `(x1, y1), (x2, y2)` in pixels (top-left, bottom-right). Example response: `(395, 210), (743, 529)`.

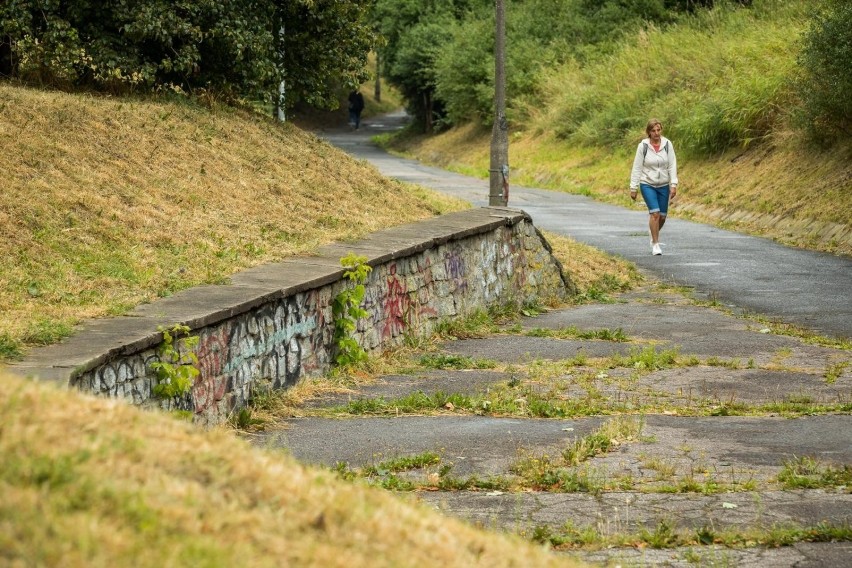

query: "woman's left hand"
(670, 186), (678, 199)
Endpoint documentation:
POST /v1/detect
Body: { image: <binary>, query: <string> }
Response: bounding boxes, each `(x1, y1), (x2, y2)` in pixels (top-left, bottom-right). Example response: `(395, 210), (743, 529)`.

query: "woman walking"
(630, 118), (678, 255)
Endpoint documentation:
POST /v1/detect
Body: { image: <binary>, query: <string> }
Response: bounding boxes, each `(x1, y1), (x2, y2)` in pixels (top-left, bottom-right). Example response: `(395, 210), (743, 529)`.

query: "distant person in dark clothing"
(348, 90), (365, 130)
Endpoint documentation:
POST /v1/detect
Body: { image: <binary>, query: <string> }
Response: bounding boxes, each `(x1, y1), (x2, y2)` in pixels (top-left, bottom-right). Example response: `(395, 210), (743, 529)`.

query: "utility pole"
(489, 0), (508, 206)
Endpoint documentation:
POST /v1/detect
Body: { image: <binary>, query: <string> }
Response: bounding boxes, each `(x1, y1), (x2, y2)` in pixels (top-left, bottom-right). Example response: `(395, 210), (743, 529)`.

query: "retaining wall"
(9, 208), (572, 425)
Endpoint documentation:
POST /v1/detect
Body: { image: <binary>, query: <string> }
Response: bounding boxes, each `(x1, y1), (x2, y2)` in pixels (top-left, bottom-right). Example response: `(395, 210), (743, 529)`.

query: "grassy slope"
(0, 82), (593, 566)
(0, 83), (465, 358)
(0, 370), (580, 567)
(388, 1), (852, 255)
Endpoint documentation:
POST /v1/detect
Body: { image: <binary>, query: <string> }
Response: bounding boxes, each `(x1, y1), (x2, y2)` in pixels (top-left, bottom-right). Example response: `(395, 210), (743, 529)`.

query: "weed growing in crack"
(640, 519), (679, 548)
(641, 456), (677, 481)
(330, 453), (514, 492)
(525, 326), (628, 342)
(777, 456), (852, 490)
(825, 361), (849, 384)
(608, 346), (679, 371)
(361, 452), (442, 476)
(417, 353), (497, 370)
(563, 416), (646, 465)
(434, 300), (536, 340)
(532, 520), (852, 551)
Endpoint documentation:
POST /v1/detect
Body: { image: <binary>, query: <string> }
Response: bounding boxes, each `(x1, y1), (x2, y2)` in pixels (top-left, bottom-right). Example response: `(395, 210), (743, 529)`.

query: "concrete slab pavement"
(251, 284), (852, 566)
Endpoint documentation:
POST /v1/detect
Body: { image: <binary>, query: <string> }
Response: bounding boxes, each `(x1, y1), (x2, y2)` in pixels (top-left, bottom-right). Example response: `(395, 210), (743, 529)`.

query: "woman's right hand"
(630, 189), (637, 201)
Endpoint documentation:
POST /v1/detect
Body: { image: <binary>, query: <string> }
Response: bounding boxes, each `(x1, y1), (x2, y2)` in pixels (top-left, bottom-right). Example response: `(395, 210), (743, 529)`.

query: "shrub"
(794, 0), (852, 144)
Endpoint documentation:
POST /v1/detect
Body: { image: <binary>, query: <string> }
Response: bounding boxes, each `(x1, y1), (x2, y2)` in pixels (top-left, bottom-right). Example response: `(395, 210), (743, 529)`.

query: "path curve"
(315, 111), (852, 340)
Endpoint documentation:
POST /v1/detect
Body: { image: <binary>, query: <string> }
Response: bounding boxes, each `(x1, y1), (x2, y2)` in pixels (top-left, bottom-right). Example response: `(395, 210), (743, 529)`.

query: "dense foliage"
(373, 0), (485, 131)
(0, 0), (375, 109)
(377, 0), (711, 130)
(795, 0), (851, 143)
(379, 0), (846, 152)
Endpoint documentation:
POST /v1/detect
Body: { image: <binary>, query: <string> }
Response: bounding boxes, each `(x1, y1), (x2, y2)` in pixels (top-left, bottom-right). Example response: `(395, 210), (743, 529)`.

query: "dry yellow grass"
(0, 370), (582, 567)
(543, 231), (642, 294)
(389, 125), (852, 256)
(0, 83), (467, 356)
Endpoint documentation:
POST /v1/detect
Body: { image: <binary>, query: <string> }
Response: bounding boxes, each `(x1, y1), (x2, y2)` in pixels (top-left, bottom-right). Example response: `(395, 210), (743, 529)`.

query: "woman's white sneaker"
(652, 243), (662, 255)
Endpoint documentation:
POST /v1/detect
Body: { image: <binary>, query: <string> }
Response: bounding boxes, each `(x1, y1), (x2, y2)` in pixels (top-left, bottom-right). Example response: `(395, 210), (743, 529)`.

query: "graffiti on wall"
(376, 261), (441, 341)
(382, 263), (408, 340)
(191, 294), (324, 414)
(444, 247), (468, 294)
(71, 218), (567, 425)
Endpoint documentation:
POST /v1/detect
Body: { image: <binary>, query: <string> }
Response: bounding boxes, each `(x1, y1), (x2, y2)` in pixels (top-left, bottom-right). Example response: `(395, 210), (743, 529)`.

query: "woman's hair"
(645, 118), (662, 136)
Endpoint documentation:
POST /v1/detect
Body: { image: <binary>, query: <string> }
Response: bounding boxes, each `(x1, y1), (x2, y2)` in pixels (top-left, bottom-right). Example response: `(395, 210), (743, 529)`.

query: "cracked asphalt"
(251, 285), (852, 567)
(245, 113), (852, 566)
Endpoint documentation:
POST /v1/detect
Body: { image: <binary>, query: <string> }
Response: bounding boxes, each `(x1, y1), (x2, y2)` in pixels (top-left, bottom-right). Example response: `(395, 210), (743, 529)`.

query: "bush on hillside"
(379, 0), (727, 130)
(794, 0), (852, 144)
(523, 0), (806, 157)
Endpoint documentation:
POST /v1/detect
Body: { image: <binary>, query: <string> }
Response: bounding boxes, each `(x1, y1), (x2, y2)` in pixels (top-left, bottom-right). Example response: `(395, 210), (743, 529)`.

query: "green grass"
(528, 0), (809, 155)
(335, 386), (613, 419)
(607, 346), (680, 371)
(534, 520), (852, 551)
(0, 333), (23, 360)
(331, 452), (512, 493)
(432, 300), (559, 341)
(825, 361), (850, 384)
(563, 416), (646, 465)
(20, 318), (74, 346)
(525, 327), (628, 342)
(418, 353), (497, 370)
(777, 457), (852, 490)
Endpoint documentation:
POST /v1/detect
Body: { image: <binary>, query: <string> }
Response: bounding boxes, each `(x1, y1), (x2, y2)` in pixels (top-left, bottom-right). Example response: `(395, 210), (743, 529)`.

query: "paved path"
(316, 111), (852, 340)
(263, 114), (852, 566)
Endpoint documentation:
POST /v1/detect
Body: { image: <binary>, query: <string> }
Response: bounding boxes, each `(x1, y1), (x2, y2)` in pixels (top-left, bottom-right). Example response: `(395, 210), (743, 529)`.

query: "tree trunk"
(424, 91), (433, 134)
(374, 52), (381, 103)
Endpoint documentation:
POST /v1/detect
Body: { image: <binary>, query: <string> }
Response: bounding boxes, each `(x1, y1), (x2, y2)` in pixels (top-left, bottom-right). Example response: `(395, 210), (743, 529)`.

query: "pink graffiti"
(193, 326), (231, 413)
(380, 262), (439, 340)
(193, 375), (229, 414)
(444, 249), (468, 292)
(382, 263), (409, 340)
(196, 327), (229, 380)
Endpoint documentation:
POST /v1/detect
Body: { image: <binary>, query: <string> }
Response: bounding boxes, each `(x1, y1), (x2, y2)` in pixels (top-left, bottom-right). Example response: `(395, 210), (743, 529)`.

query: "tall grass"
(526, 0), (809, 156)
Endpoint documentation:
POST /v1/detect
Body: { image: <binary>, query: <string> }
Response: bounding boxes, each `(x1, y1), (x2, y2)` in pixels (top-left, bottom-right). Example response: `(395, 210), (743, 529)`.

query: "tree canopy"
(0, 0), (375, 110)
(374, 0), (701, 131)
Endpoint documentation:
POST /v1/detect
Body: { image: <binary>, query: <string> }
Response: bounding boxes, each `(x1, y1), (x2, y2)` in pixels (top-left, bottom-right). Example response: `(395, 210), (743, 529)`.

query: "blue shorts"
(640, 184), (670, 216)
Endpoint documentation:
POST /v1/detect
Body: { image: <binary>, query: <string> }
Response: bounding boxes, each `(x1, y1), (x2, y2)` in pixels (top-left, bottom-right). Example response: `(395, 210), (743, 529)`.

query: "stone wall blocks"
(54, 212), (567, 425)
(101, 366), (116, 392)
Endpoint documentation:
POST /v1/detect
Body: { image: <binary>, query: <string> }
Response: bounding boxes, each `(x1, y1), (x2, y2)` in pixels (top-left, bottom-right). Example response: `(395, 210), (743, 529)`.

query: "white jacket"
(630, 136), (678, 190)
